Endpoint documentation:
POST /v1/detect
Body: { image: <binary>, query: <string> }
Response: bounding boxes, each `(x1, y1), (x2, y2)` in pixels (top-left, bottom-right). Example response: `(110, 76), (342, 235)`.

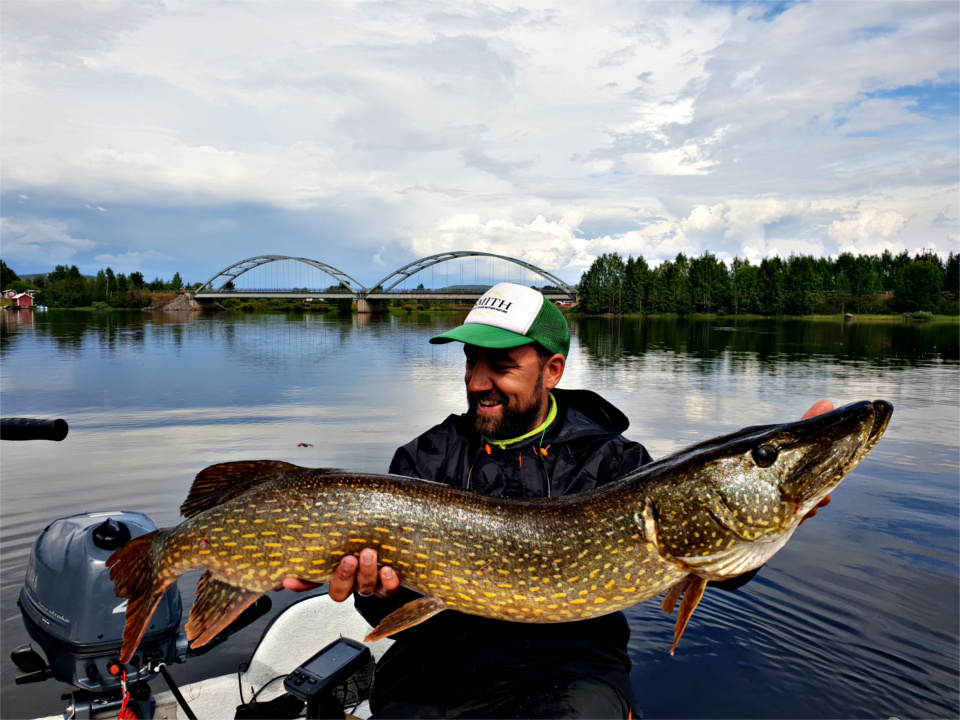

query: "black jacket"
(358, 389), (652, 713)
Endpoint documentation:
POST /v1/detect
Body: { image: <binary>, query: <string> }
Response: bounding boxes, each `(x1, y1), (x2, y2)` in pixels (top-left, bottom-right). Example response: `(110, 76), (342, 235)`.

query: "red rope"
(118, 670), (136, 720)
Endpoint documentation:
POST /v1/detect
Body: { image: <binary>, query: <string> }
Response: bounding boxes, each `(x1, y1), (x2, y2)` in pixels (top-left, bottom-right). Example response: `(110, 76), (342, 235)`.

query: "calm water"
(1, 310), (958, 719)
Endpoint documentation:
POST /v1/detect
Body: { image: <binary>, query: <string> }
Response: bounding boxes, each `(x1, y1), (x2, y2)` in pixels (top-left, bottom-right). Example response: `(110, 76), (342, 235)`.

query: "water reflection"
(573, 316), (960, 366)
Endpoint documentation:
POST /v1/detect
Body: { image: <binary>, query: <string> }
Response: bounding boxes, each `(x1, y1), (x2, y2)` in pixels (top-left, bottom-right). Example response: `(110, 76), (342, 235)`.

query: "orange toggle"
(484, 444), (492, 455)
(539, 445), (551, 456)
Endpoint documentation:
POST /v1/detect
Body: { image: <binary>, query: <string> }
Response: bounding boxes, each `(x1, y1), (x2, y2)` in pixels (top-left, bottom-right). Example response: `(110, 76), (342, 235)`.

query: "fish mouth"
(865, 399), (893, 451)
(788, 400), (893, 507)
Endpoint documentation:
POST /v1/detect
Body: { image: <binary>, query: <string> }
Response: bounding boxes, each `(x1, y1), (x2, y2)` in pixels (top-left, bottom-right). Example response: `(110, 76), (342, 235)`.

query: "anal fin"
(185, 572), (263, 648)
(364, 596), (447, 642)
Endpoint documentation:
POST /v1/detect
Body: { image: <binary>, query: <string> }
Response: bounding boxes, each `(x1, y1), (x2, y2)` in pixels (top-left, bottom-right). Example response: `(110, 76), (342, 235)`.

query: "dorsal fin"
(180, 461), (304, 517)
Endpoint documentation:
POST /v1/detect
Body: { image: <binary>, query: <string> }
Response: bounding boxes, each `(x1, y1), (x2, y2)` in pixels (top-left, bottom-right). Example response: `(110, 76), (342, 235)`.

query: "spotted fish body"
(108, 400), (892, 664)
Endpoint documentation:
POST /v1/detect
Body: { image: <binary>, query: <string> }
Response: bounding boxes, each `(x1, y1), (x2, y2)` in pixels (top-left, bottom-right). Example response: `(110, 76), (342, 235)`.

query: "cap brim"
(429, 323), (534, 349)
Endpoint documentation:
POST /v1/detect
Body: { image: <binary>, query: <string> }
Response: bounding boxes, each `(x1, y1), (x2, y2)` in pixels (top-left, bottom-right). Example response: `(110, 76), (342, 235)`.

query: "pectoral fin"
(185, 572), (263, 648)
(667, 575), (707, 655)
(364, 596), (447, 642)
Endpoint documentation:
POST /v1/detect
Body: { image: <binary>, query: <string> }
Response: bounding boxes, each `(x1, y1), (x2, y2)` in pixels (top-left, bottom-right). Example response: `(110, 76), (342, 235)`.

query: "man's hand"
(799, 399), (835, 524)
(281, 548), (400, 601)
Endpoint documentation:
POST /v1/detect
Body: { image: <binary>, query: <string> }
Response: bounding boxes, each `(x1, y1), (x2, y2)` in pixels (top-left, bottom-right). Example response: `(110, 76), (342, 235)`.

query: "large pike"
(108, 400), (892, 663)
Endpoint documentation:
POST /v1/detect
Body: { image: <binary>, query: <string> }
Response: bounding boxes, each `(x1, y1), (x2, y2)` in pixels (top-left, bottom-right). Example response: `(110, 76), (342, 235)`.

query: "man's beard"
(467, 371), (545, 440)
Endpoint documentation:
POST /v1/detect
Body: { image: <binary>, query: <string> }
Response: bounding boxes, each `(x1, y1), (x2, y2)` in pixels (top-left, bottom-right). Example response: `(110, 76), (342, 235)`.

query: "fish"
(107, 399), (892, 664)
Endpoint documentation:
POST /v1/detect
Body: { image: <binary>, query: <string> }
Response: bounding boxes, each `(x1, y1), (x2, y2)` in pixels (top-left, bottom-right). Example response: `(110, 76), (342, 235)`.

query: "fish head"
(641, 400), (892, 579)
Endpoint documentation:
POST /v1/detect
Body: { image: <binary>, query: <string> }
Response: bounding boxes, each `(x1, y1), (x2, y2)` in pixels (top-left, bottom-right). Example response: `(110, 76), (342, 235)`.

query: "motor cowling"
(18, 511), (182, 692)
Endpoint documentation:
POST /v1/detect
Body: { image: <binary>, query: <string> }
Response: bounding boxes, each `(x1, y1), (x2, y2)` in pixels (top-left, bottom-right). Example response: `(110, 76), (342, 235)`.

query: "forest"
(576, 250), (959, 316)
(1, 261), (188, 309)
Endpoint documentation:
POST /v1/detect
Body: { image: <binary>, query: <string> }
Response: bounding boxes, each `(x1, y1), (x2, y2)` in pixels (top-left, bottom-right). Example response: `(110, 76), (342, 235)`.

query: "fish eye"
(751, 444), (779, 467)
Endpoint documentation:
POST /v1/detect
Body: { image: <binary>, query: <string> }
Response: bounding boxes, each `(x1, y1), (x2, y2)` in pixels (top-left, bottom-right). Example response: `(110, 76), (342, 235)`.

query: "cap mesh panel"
(529, 297), (571, 357)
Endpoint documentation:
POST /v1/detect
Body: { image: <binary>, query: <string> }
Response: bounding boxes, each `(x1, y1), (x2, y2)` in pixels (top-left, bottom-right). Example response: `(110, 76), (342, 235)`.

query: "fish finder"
(283, 638), (371, 719)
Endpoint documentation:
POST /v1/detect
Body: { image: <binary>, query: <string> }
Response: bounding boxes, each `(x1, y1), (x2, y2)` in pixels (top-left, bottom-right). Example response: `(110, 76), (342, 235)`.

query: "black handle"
(0, 418), (69, 442)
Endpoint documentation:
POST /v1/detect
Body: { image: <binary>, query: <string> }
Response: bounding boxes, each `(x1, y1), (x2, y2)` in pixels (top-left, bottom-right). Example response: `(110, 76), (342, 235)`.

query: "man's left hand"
(799, 399), (834, 524)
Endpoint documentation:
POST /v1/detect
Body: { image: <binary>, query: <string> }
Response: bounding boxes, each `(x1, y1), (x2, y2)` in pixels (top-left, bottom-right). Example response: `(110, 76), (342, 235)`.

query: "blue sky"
(1, 0), (957, 287)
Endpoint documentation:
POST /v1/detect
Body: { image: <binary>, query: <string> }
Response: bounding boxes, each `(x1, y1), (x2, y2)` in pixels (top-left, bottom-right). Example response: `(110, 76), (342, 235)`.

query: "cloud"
(0, 1), (956, 279)
(0, 218), (96, 265)
(829, 208), (907, 254)
(92, 250), (173, 273)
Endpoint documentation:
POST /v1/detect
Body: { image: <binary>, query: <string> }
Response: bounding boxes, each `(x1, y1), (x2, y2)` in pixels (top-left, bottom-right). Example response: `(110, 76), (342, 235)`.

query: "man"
(286, 282), (832, 718)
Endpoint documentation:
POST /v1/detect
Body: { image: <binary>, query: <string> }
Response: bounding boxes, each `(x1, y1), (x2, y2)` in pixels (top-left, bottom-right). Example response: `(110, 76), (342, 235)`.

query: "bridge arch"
(366, 251), (577, 300)
(196, 255), (367, 295)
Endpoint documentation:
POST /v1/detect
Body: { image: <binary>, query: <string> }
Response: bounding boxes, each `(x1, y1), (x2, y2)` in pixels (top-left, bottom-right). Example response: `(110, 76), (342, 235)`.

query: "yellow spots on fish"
(402, 527), (414, 533)
(264, 542), (282, 548)
(414, 563), (426, 569)
(180, 545), (192, 551)
(416, 553), (428, 559)
(424, 538), (440, 543)
(261, 531), (277, 536)
(552, 592), (567, 598)
(604, 580), (616, 589)
(237, 563), (251, 570)
(571, 599), (587, 605)
(287, 524), (303, 530)
(231, 555), (244, 560)
(242, 545), (258, 551)
(400, 538), (413, 544)
(430, 570), (444, 576)
(567, 576), (579, 583)
(381, 545), (397, 552)
(349, 539), (366, 544)
(312, 559), (326, 565)
(253, 519), (265, 524)
(329, 532), (342, 537)
(497, 583), (513, 589)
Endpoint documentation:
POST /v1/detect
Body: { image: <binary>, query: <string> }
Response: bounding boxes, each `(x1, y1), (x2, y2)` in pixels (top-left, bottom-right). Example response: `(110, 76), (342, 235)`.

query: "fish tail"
(106, 529), (177, 664)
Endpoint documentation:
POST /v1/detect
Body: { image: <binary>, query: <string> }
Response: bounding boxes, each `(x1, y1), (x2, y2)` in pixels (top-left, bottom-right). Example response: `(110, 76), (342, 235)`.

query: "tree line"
(1, 261), (189, 308)
(576, 250), (960, 316)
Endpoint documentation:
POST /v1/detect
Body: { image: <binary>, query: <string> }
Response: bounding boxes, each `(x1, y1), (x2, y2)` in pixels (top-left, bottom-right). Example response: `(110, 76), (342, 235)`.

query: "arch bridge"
(194, 252), (577, 310)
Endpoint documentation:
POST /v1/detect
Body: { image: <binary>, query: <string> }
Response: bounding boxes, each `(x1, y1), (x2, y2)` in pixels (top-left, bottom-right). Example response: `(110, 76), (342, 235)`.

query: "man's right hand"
(283, 548), (401, 601)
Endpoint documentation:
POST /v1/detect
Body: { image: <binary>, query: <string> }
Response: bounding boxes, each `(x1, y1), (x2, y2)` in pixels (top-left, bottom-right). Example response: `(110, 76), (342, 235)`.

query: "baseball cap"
(429, 282), (570, 358)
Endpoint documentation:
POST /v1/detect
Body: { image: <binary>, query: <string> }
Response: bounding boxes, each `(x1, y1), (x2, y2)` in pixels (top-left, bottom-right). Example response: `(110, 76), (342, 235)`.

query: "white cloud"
(829, 208), (908, 254)
(0, 1), (956, 278)
(0, 218), (96, 265)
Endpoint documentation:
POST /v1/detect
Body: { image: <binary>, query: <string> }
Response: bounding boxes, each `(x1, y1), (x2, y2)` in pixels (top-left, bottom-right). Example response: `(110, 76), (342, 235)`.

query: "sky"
(1, 0), (958, 288)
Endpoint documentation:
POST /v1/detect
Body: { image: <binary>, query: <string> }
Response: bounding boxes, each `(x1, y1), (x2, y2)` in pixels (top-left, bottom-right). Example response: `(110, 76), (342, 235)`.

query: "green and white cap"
(430, 282), (570, 358)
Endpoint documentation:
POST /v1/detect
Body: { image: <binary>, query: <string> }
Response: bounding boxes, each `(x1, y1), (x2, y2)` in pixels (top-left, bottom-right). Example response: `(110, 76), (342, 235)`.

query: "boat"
(4, 417), (387, 720)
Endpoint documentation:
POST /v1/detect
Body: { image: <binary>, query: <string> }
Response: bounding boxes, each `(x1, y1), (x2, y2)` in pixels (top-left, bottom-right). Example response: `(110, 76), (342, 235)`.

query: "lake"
(1, 309), (957, 719)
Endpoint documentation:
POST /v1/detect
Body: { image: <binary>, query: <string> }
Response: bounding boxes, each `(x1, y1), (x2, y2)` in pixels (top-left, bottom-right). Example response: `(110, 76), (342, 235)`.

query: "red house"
(3, 289), (35, 308)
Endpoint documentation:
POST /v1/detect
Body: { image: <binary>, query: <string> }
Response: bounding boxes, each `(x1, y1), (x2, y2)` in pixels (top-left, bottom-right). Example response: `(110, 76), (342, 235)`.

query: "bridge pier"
(187, 293), (225, 312)
(356, 298), (385, 314)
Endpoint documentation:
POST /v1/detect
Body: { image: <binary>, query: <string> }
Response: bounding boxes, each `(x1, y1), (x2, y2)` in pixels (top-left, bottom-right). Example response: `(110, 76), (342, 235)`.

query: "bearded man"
(286, 282), (831, 718)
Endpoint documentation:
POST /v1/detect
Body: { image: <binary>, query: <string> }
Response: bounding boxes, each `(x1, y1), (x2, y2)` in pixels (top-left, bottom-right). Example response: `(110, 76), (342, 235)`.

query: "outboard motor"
(17, 511), (183, 690)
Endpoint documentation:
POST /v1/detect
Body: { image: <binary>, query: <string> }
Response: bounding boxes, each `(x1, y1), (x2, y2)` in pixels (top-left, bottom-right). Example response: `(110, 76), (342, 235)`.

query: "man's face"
(464, 344), (549, 440)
